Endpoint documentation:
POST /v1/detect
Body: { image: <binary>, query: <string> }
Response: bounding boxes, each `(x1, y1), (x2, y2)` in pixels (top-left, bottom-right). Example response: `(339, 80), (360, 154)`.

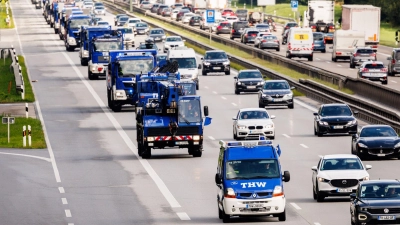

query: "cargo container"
(303, 0), (335, 33)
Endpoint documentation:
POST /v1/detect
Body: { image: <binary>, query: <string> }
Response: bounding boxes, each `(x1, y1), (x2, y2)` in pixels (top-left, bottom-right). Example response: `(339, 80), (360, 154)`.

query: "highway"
(3, 0), (400, 224)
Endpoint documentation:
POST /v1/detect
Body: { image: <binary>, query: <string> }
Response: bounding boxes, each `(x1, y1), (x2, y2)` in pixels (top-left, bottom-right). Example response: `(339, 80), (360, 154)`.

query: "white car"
(127, 18), (141, 28)
(254, 32), (273, 46)
(96, 21), (109, 26)
(163, 36), (185, 53)
(181, 13), (196, 23)
(93, 6), (105, 15)
(312, 154), (371, 202)
(117, 27), (135, 47)
(82, 2), (93, 9)
(225, 16), (239, 25)
(232, 108), (275, 140)
(170, 9), (180, 21)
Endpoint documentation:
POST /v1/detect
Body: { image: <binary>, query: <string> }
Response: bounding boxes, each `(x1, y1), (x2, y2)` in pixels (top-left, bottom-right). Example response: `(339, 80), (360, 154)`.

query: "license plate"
(213, 67), (221, 70)
(246, 204), (263, 208)
(139, 31), (144, 33)
(333, 125), (343, 129)
(176, 141), (189, 145)
(314, 44), (320, 46)
(273, 99), (283, 102)
(247, 86), (256, 89)
(378, 216), (396, 220)
(337, 188), (352, 193)
(155, 37), (160, 40)
(377, 154), (385, 157)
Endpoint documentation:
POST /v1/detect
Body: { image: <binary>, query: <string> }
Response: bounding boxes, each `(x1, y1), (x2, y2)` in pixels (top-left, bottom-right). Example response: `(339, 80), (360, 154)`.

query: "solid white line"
(300, 144), (309, 148)
(326, 61), (331, 63)
(293, 99), (318, 112)
(231, 102), (237, 106)
(0, 152), (51, 162)
(314, 223), (322, 225)
(316, 58), (320, 60)
(337, 64), (342, 67)
(62, 198), (68, 205)
(221, 96), (227, 100)
(58, 187), (65, 194)
(176, 212), (191, 220)
(282, 134), (291, 138)
(62, 52), (182, 208)
(208, 136), (215, 140)
(68, 224), (74, 225)
(390, 80), (397, 83)
(212, 91), (218, 94)
(65, 210), (72, 218)
(290, 202), (302, 210)
(204, 86), (209, 89)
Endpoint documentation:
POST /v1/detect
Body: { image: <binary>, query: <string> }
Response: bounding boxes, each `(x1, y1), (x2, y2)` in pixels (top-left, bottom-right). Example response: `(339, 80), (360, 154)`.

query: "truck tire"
(225, 70), (230, 75)
(142, 147), (151, 159)
(54, 28), (58, 34)
(192, 147), (202, 157)
(308, 55), (313, 61)
(278, 210), (286, 221)
(107, 89), (112, 109)
(222, 208), (230, 223)
(88, 68), (94, 80)
(81, 59), (88, 66)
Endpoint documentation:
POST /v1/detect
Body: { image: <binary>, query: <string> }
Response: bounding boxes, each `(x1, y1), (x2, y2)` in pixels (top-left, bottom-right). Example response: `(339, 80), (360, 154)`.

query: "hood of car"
(262, 89), (291, 95)
(164, 41), (184, 46)
(136, 27), (147, 30)
(359, 137), (399, 148)
(203, 59), (229, 63)
(237, 78), (263, 82)
(149, 34), (164, 37)
(319, 170), (369, 180)
(237, 119), (274, 126)
(361, 199), (400, 207)
(320, 116), (355, 122)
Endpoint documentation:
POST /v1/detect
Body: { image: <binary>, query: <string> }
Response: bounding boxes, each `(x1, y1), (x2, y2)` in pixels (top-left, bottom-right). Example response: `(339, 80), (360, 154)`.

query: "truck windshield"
(178, 99), (201, 123)
(169, 57), (196, 69)
(94, 41), (121, 51)
(69, 19), (90, 28)
(226, 159), (279, 180)
(179, 83), (196, 95)
(118, 59), (154, 77)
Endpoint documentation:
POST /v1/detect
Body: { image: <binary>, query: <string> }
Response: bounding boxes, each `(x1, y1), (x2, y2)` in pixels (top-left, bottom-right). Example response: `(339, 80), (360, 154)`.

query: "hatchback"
(257, 35), (280, 51)
(230, 21), (249, 40)
(241, 29), (259, 44)
(313, 32), (326, 53)
(189, 16), (201, 26)
(350, 47), (376, 68)
(215, 21), (231, 35)
(156, 5), (168, 15)
(357, 61), (388, 85)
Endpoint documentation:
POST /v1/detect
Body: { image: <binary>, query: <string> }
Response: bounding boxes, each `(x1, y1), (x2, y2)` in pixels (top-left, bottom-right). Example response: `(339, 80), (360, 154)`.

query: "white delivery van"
(331, 30), (365, 62)
(167, 47), (201, 90)
(286, 27), (314, 61)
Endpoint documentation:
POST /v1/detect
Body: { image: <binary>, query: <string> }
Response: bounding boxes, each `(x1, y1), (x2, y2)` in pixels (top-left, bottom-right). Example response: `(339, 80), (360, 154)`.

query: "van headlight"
(284, 94), (293, 99)
(272, 186), (284, 197)
(192, 135), (200, 140)
(147, 137), (154, 142)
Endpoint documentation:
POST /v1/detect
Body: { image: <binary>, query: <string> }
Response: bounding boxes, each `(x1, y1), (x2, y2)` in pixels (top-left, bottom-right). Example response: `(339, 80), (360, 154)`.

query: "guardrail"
(1, 47), (24, 98)
(100, 1), (400, 132)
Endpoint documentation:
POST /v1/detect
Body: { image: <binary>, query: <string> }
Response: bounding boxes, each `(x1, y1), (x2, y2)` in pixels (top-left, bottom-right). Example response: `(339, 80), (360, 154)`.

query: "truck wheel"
(107, 89), (112, 109)
(113, 103), (122, 112)
(88, 68), (94, 80)
(142, 147), (151, 159)
(66, 46), (74, 52)
(221, 208), (230, 223)
(81, 59), (87, 66)
(218, 203), (223, 219)
(54, 28), (58, 34)
(192, 146), (202, 157)
(278, 210), (286, 221)
(202, 70), (207, 75)
(308, 55), (313, 61)
(332, 56), (337, 62)
(382, 80), (388, 85)
(50, 22), (53, 28)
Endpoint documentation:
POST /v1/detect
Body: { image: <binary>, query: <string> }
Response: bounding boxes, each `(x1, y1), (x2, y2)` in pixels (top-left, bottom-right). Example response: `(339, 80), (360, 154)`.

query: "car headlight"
(117, 22), (120, 25)
(272, 185), (283, 197)
(203, 62), (210, 66)
(261, 93), (268, 98)
(237, 125), (246, 129)
(162, 35), (166, 39)
(358, 142), (368, 148)
(264, 124), (274, 128)
(225, 188), (236, 198)
(147, 137), (154, 142)
(317, 177), (330, 182)
(223, 61), (230, 65)
(193, 135), (200, 140)
(359, 176), (369, 181)
(395, 142), (400, 148)
(318, 121), (329, 126)
(284, 94), (293, 99)
(237, 81), (241, 85)
(347, 120), (357, 125)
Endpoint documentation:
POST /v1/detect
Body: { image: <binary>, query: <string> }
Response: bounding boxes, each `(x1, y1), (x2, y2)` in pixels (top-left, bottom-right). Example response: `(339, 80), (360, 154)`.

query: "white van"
(167, 47), (201, 90)
(286, 27), (314, 61)
(331, 30), (365, 62)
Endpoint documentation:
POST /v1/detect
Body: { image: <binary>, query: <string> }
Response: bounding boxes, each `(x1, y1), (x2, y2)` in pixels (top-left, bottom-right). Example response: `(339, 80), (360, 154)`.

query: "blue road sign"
(291, 0), (298, 8)
(206, 9), (215, 23)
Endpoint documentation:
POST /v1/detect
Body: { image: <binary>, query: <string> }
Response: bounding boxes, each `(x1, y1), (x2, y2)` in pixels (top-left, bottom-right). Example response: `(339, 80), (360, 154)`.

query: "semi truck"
(341, 5), (381, 52)
(303, 0), (335, 33)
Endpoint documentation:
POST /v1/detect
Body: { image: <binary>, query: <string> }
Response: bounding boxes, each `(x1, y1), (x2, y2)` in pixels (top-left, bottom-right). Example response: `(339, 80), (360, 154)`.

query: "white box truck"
(303, 0), (335, 33)
(209, 0), (227, 9)
(331, 30), (365, 62)
(341, 5), (380, 52)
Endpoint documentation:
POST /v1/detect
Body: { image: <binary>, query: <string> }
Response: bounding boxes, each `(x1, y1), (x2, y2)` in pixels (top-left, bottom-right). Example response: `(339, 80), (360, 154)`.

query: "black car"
(201, 50), (230, 75)
(351, 125), (400, 159)
(148, 28), (166, 42)
(258, 80), (294, 109)
(350, 180), (400, 225)
(234, 69), (263, 94)
(282, 22), (298, 35)
(230, 21), (249, 40)
(189, 16), (201, 26)
(313, 103), (358, 136)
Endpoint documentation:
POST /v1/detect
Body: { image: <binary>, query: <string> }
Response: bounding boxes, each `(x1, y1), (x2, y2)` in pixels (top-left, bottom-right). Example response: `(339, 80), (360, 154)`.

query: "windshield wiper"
(179, 113), (190, 125)
(229, 176), (250, 180)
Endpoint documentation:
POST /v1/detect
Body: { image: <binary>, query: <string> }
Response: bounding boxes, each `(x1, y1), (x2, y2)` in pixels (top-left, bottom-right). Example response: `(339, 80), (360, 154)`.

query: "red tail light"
(285, 26), (289, 29)
(232, 29), (235, 33)
(97, 67), (103, 72)
(353, 53), (359, 57)
(311, 43), (314, 50)
(262, 40), (267, 43)
(372, 45), (378, 48)
(245, 34), (248, 37)
(362, 68), (369, 72)
(392, 59), (396, 64)
(371, 53), (376, 57)
(336, 52), (342, 55)
(251, 34), (256, 37)
(274, 40), (279, 43)
(217, 26), (222, 30)
(324, 39), (326, 44)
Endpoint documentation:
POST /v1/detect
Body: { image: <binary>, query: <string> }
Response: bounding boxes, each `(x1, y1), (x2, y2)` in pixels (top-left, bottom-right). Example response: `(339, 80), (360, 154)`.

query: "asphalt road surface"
(3, 0), (400, 224)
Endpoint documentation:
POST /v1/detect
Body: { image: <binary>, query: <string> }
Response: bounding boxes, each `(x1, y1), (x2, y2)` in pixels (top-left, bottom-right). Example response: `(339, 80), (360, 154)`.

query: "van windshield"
(225, 159), (280, 179)
(313, 33), (324, 41)
(169, 57), (196, 69)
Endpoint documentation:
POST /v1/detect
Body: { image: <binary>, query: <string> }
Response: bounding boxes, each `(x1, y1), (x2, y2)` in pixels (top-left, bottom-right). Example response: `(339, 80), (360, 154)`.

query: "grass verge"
(0, 2), (14, 29)
(0, 116), (46, 148)
(136, 11), (353, 94)
(18, 56), (35, 102)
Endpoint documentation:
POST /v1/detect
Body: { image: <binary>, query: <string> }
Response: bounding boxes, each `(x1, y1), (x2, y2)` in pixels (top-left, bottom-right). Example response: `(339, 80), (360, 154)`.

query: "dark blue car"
(313, 32), (326, 53)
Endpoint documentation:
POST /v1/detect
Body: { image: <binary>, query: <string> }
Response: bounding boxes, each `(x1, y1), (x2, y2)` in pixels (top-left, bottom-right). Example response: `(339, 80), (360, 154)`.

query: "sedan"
(314, 103), (358, 136)
(257, 35), (280, 51)
(234, 69), (263, 94)
(114, 14), (127, 26)
(148, 28), (166, 42)
(225, 16), (238, 25)
(134, 22), (149, 35)
(116, 16), (129, 26)
(312, 154), (371, 202)
(96, 21), (109, 26)
(258, 80), (294, 109)
(351, 125), (400, 159)
(163, 36), (185, 53)
(215, 21), (231, 35)
(127, 18), (141, 28)
(232, 108), (275, 140)
(254, 32), (273, 46)
(161, 8), (171, 17)
(93, 6), (105, 15)
(255, 23), (270, 32)
(357, 61), (388, 84)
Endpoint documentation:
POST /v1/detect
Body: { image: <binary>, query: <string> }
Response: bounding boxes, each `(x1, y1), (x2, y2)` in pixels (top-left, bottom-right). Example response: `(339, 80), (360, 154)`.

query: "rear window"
(313, 33), (324, 40)
(365, 64), (384, 69)
(357, 49), (374, 54)
(287, 23), (298, 27)
(256, 25), (269, 29)
(233, 22), (249, 29)
(248, 31), (259, 35)
(220, 23), (231, 27)
(395, 51), (400, 60)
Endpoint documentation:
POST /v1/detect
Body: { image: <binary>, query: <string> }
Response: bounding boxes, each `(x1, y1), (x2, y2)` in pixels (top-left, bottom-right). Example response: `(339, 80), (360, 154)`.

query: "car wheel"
(202, 70), (207, 76)
(332, 56), (337, 62)
(234, 89), (240, 95)
(350, 62), (355, 68)
(225, 70), (230, 75)
(316, 183), (325, 202)
(314, 126), (317, 136)
(382, 80), (388, 85)
(233, 129), (237, 140)
(230, 36), (234, 40)
(276, 47), (280, 52)
(322, 49), (326, 53)
(316, 126), (322, 137)
(278, 210), (286, 221)
(288, 103), (294, 109)
(313, 185), (317, 200)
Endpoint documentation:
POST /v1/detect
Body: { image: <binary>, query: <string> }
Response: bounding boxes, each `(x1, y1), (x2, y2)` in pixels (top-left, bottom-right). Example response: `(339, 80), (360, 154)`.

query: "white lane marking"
(176, 212), (191, 220)
(326, 61), (331, 63)
(62, 52), (181, 208)
(68, 224), (74, 225)
(65, 210), (72, 218)
(221, 96), (227, 100)
(208, 136), (215, 140)
(0, 152), (51, 162)
(62, 198), (68, 205)
(314, 223), (322, 225)
(282, 134), (291, 138)
(293, 99), (318, 112)
(231, 102), (237, 106)
(212, 91), (218, 94)
(337, 64), (342, 67)
(204, 86), (209, 89)
(377, 52), (390, 57)
(316, 58), (320, 60)
(290, 202), (302, 210)
(349, 68), (354, 70)
(390, 80), (397, 83)
(58, 187), (65, 194)
(300, 144), (309, 148)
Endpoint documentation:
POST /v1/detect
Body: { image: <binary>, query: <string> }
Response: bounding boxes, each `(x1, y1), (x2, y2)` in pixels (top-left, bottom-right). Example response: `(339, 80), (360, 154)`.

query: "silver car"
(93, 6), (105, 16)
(256, 34), (279, 51)
(350, 47), (376, 68)
(254, 32), (272, 46)
(232, 108), (276, 140)
(387, 48), (400, 76)
(357, 61), (388, 85)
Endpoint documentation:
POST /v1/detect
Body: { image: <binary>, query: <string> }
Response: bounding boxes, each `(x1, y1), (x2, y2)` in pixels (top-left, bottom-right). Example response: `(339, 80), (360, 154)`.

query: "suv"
(350, 47), (376, 68)
(156, 5), (168, 15)
(387, 48), (400, 76)
(114, 14), (127, 26)
(230, 21), (249, 40)
(150, 4), (160, 13)
(240, 28), (259, 44)
(215, 139), (290, 223)
(215, 21), (231, 35)
(350, 180), (400, 225)
(234, 69), (263, 94)
(201, 50), (230, 75)
(282, 22), (298, 35)
(313, 32), (326, 53)
(357, 61), (388, 85)
(235, 9), (248, 21)
(258, 80), (294, 109)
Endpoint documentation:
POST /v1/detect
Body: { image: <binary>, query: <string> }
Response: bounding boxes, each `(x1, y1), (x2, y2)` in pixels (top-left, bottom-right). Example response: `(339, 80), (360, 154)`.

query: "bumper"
(203, 65), (230, 73)
(236, 84), (262, 92)
(145, 138), (202, 149)
(136, 30), (146, 35)
(231, 33), (242, 38)
(216, 29), (230, 34)
(313, 45), (325, 51)
(352, 59), (374, 66)
(236, 128), (274, 139)
(89, 63), (107, 76)
(223, 196), (285, 216)
(317, 181), (357, 196)
(317, 124), (357, 134)
(359, 72), (387, 81)
(357, 212), (400, 224)
(288, 51), (313, 57)
(244, 37), (256, 43)
(357, 147), (400, 158)
(260, 97), (293, 106)
(260, 43), (279, 49)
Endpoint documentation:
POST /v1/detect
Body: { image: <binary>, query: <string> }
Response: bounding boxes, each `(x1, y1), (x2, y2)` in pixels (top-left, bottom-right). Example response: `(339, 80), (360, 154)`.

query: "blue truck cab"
(215, 139), (290, 222)
(64, 14), (91, 51)
(79, 25), (112, 66)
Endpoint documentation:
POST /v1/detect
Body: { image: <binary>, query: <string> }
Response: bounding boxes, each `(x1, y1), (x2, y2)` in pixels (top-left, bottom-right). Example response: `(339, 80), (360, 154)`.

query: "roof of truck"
(342, 5), (380, 9)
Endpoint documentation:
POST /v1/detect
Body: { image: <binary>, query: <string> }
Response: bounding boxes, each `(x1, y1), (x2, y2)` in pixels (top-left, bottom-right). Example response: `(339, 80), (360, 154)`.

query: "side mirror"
(313, 112), (318, 116)
(270, 115), (276, 119)
(365, 165), (372, 170)
(204, 106), (209, 116)
(233, 76), (237, 79)
(198, 64), (202, 69)
(350, 193), (356, 200)
(215, 173), (222, 184)
(353, 111), (359, 115)
(311, 166), (317, 172)
(283, 171), (290, 182)
(387, 57), (392, 60)
(200, 57), (204, 60)
(290, 86), (295, 90)
(232, 117), (237, 120)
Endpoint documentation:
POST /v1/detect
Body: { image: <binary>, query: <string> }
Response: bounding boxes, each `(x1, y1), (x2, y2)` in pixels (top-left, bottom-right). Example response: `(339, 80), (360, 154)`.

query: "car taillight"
(217, 26), (222, 30)
(245, 34), (248, 37)
(362, 68), (369, 72)
(285, 26), (289, 29)
(274, 40), (279, 43)
(232, 29), (235, 33)
(262, 40), (267, 42)
(311, 43), (314, 50)
(324, 39), (326, 44)
(371, 53), (376, 57)
(251, 34), (256, 37)
(353, 53), (359, 57)
(372, 45), (378, 48)
(336, 51), (342, 55)
(392, 59), (396, 64)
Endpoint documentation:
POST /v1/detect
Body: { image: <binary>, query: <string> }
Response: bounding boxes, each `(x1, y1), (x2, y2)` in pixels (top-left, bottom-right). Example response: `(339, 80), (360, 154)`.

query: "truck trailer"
(303, 0), (335, 33)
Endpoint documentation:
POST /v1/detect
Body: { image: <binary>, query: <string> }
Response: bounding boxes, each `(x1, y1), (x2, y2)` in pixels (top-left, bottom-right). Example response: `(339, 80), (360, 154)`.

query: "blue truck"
(79, 25), (112, 66)
(134, 71), (211, 159)
(64, 14), (91, 51)
(88, 32), (124, 80)
(107, 49), (158, 112)
(215, 138), (290, 222)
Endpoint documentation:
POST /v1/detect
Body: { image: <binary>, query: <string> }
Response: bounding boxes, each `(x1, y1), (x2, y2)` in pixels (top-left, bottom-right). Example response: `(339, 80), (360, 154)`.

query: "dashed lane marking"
(290, 203), (301, 210)
(314, 223), (322, 225)
(204, 86), (209, 89)
(65, 210), (72, 218)
(337, 64), (342, 67)
(300, 144), (309, 148)
(62, 198), (68, 205)
(326, 61), (331, 63)
(231, 103), (237, 106)
(282, 134), (291, 138)
(58, 187), (65, 194)
(390, 80), (397, 83)
(176, 212), (191, 220)
(208, 136), (215, 140)
(221, 96), (227, 100)
(212, 91), (218, 94)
